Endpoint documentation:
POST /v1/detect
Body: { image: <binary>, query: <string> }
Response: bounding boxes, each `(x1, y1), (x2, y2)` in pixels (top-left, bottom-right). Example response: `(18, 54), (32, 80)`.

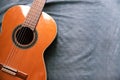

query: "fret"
(22, 0), (46, 30)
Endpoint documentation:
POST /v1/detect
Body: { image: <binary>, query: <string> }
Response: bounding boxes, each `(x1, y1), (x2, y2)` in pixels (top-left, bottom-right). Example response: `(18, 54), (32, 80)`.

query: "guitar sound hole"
(12, 25), (37, 49)
(16, 27), (33, 45)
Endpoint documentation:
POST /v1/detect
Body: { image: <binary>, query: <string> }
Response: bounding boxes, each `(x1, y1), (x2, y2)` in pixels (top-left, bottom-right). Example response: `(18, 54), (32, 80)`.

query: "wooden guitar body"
(0, 5), (57, 80)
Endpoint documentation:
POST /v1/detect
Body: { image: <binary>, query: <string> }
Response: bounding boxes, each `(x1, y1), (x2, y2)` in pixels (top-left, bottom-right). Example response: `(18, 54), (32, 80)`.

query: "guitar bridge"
(0, 63), (28, 80)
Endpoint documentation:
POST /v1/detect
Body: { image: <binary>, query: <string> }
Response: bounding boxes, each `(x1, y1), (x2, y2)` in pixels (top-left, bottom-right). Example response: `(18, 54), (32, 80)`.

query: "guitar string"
(5, 25), (26, 66)
(4, 45), (15, 65)
(8, 48), (21, 68)
(13, 12), (37, 66)
(4, 0), (45, 68)
(4, 14), (28, 66)
(5, 27), (28, 66)
(9, 23), (30, 66)
(16, 0), (44, 69)
(4, 13), (32, 65)
(5, 9), (37, 66)
(14, 1), (40, 68)
(5, 0), (45, 66)
(7, 23), (30, 65)
(4, 3), (35, 65)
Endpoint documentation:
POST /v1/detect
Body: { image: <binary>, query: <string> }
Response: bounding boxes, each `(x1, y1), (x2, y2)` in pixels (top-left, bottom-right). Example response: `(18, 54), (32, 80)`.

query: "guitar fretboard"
(22, 0), (46, 30)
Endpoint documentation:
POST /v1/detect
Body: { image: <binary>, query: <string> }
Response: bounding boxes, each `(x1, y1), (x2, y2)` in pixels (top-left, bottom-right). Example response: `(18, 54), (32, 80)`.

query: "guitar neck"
(22, 0), (46, 30)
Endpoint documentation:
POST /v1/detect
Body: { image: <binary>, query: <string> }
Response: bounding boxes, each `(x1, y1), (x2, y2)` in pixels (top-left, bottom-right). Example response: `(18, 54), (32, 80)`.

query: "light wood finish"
(0, 5), (57, 80)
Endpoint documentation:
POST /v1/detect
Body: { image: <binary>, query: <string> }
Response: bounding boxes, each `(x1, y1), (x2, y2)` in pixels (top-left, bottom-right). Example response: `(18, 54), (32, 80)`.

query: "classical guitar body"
(0, 4), (57, 80)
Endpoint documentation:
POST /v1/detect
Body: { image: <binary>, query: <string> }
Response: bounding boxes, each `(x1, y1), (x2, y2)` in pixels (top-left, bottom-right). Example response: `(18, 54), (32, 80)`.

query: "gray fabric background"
(1, 0), (120, 80)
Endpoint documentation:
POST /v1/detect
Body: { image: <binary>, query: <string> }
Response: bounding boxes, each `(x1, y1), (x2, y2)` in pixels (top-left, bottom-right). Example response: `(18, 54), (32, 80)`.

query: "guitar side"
(0, 5), (57, 80)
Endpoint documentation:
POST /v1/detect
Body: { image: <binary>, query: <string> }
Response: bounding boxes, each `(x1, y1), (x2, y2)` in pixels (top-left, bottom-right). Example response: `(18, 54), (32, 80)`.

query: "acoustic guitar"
(0, 0), (57, 80)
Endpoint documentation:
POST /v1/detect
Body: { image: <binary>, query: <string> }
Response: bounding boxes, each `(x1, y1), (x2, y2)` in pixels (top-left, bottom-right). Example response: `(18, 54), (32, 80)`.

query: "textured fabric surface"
(1, 0), (120, 80)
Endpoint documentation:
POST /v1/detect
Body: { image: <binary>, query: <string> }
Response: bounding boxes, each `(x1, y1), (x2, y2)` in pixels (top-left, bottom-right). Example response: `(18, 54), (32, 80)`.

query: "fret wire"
(22, 0), (46, 30)
(23, 12), (41, 29)
(24, 12), (39, 27)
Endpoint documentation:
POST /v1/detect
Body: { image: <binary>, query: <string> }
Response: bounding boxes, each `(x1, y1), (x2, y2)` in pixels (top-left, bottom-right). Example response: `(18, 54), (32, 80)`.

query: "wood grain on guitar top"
(0, 5), (57, 80)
